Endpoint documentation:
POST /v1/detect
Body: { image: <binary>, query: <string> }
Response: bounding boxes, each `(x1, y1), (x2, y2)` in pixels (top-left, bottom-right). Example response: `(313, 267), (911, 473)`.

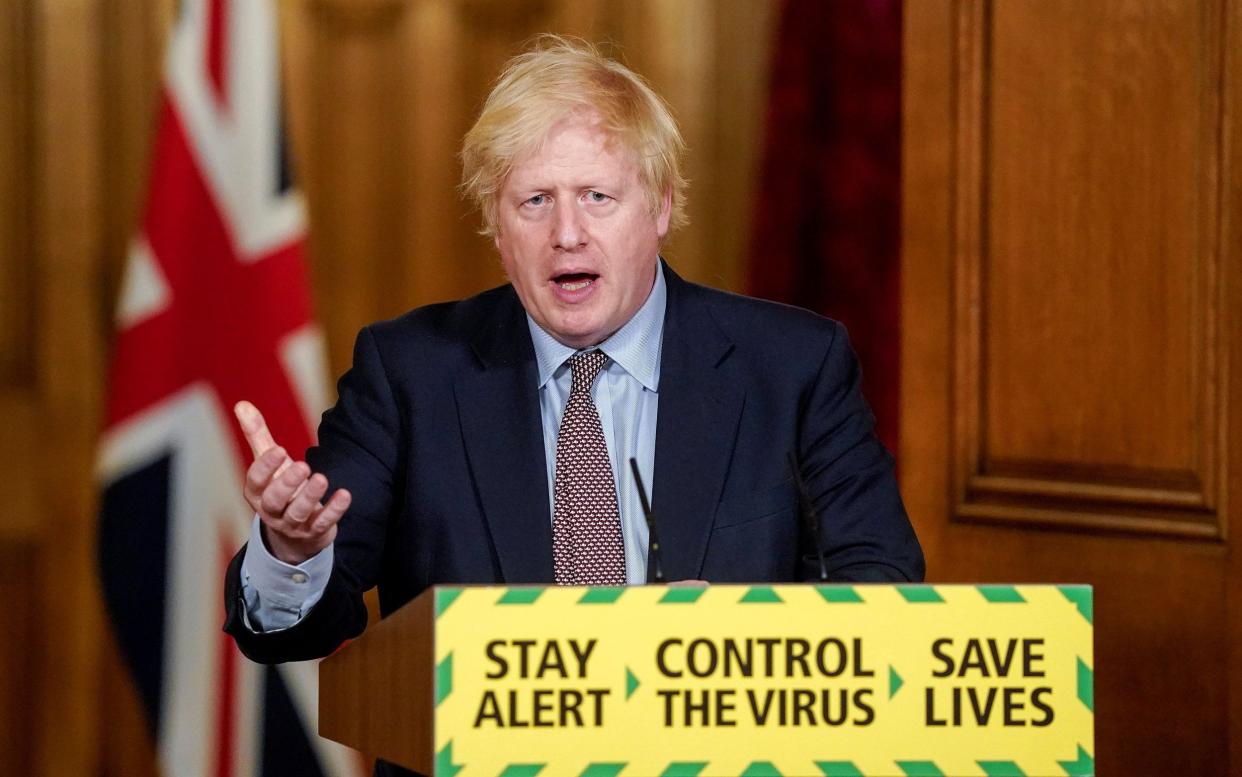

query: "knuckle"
(245, 471), (266, 492)
(260, 492), (286, 516)
(283, 463), (309, 485)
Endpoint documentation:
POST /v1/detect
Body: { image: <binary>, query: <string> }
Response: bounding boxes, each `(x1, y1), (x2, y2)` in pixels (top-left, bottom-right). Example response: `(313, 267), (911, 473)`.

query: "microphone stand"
(629, 458), (664, 583)
(788, 451), (829, 582)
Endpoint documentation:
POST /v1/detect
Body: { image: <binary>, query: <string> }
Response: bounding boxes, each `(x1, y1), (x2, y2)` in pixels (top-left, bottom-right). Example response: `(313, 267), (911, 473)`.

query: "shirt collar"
(527, 260), (667, 392)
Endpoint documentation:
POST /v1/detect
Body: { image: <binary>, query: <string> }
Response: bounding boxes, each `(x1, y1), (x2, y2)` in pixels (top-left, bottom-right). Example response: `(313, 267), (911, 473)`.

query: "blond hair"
(460, 35), (688, 237)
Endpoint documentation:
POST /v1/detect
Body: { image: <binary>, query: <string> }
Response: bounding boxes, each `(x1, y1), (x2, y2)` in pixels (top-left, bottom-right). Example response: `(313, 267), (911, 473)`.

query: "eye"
(586, 190), (611, 204)
(525, 194), (547, 207)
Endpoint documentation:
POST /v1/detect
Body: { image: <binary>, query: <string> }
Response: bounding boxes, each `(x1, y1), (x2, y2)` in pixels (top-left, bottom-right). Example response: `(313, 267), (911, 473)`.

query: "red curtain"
(748, 0), (902, 455)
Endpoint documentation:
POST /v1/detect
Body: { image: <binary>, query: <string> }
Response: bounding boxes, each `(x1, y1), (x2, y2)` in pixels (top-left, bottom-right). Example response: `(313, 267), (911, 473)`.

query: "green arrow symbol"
(626, 667), (640, 700)
(889, 665), (904, 699)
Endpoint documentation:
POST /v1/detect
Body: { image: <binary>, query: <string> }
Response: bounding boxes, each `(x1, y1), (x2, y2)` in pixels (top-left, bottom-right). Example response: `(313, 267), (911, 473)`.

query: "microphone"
(787, 451), (829, 581)
(629, 457), (665, 583)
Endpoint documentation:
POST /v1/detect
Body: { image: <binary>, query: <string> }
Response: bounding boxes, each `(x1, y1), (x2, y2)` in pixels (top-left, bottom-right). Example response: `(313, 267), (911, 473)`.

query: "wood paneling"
(904, 0), (1240, 772)
(952, 0), (1228, 538)
(0, 542), (38, 777)
(0, 0), (34, 387)
(30, 0), (109, 774)
(0, 1), (777, 773)
(1226, 0), (1242, 769)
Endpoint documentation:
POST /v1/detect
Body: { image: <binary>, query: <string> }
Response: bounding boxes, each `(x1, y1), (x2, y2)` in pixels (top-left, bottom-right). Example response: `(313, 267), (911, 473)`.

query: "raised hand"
(234, 400), (351, 565)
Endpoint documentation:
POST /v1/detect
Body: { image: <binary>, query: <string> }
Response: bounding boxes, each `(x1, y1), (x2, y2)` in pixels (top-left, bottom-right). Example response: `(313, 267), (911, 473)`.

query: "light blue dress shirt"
(240, 262), (666, 630)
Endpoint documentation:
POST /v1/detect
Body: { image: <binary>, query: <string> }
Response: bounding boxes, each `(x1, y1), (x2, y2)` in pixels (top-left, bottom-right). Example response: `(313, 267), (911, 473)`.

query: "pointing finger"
(234, 400), (278, 459)
(243, 446), (287, 504)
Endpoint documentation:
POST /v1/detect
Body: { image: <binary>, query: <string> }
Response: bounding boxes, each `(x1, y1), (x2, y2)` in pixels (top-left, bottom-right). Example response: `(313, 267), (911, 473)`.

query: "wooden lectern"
(317, 584), (1094, 777)
(319, 588), (437, 773)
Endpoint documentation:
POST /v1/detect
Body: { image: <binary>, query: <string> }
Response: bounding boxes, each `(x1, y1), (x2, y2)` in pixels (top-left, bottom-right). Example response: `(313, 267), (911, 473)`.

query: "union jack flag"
(96, 2), (364, 775)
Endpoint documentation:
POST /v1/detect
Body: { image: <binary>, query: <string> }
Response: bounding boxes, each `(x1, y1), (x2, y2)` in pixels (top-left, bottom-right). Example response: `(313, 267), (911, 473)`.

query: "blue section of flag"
(261, 667), (329, 777)
(98, 452), (172, 731)
(277, 102), (295, 195)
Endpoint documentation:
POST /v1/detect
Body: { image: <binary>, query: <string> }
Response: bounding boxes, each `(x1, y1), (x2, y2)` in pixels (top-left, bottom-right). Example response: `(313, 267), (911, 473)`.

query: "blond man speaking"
(225, 37), (922, 776)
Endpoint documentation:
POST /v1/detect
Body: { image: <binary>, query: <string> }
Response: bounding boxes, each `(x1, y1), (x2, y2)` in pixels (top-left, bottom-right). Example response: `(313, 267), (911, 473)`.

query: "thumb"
(234, 400), (279, 459)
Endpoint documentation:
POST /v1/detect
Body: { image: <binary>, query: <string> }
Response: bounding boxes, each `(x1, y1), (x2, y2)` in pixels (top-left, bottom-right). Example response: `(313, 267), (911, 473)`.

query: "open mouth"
(553, 272), (598, 291)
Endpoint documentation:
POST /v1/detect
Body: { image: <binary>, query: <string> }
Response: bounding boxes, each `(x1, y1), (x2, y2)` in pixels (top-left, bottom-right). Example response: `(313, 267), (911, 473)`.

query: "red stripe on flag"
(105, 97), (315, 463)
(207, 0), (229, 108)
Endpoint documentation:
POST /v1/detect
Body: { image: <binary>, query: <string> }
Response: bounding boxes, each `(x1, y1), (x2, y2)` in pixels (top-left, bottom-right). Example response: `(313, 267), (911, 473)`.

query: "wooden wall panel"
(0, 0), (34, 386)
(0, 8), (43, 775)
(1226, 0), (1242, 768)
(904, 0), (1240, 772)
(31, 0), (109, 774)
(0, 542), (38, 777)
(951, 0), (1228, 538)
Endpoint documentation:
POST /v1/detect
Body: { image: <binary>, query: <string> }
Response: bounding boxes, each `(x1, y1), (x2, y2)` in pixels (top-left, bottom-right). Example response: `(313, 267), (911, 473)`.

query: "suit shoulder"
(359, 284), (519, 357)
(686, 282), (844, 350)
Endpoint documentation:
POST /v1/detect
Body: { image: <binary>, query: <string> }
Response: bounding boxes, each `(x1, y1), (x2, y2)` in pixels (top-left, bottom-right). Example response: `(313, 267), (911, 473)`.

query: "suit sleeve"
(223, 326), (402, 663)
(800, 321), (925, 582)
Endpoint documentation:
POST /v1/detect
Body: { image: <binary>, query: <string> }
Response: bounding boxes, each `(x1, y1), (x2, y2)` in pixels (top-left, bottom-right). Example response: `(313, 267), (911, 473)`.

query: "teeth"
(559, 279), (592, 291)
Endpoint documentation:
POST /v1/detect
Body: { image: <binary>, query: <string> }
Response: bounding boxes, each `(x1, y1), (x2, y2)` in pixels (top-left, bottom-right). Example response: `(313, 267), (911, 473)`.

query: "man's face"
(494, 112), (671, 349)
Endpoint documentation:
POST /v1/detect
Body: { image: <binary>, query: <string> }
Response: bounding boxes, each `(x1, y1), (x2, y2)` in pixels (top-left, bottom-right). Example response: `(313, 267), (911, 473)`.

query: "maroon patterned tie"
(552, 350), (627, 585)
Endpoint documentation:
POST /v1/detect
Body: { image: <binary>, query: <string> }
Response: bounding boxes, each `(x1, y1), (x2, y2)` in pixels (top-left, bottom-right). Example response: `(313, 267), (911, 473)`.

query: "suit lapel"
(651, 268), (744, 580)
(455, 292), (554, 583)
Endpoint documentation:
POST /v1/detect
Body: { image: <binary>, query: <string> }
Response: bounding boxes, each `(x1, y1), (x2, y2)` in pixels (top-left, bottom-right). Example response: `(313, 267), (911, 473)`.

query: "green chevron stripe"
(579, 764), (626, 777)
(897, 586), (945, 603)
(498, 766), (544, 777)
(740, 762), (782, 777)
(978, 761), (1025, 776)
(816, 586), (864, 603)
(889, 665), (904, 699)
(498, 588), (545, 605)
(659, 763), (708, 777)
(1058, 745), (1094, 776)
(816, 762), (863, 777)
(896, 762), (944, 777)
(435, 588), (463, 618)
(660, 587), (707, 604)
(435, 653), (453, 706)
(977, 585), (1025, 603)
(740, 586), (784, 603)
(579, 587), (626, 604)
(1059, 585), (1094, 624)
(1078, 658), (1094, 712)
(435, 740), (463, 777)
(626, 667), (640, 699)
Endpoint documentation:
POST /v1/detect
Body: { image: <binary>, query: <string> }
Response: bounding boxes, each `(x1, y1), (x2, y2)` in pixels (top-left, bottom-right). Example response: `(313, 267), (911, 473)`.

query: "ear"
(655, 188), (673, 239)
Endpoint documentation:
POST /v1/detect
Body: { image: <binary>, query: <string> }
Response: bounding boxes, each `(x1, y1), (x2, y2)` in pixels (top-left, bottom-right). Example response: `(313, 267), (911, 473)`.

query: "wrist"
(260, 523), (313, 565)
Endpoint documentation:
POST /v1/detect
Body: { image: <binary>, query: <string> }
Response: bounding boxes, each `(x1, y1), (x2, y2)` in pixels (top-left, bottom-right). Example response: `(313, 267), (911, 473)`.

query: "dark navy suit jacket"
(224, 265), (923, 665)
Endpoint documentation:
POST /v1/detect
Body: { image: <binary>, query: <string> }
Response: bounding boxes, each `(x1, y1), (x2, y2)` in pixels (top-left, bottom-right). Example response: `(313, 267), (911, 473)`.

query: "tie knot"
(568, 350), (608, 394)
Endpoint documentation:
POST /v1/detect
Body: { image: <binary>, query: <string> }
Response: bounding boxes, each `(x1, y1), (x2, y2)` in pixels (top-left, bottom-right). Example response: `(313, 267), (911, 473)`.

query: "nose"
(551, 198), (587, 251)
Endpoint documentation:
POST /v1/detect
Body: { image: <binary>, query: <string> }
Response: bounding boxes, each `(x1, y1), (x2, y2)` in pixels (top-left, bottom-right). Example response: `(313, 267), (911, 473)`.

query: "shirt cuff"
(238, 515), (333, 632)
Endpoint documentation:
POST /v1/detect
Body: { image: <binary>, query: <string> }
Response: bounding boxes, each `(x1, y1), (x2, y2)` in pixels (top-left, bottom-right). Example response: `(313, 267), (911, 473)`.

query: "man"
(224, 36), (922, 761)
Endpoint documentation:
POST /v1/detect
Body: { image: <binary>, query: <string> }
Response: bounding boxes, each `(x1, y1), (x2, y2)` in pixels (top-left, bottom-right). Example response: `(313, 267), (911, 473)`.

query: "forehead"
(503, 113), (638, 188)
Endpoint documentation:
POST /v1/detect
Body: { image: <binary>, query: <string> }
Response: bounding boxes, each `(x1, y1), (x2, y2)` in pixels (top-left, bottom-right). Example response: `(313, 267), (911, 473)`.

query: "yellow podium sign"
(431, 584), (1094, 777)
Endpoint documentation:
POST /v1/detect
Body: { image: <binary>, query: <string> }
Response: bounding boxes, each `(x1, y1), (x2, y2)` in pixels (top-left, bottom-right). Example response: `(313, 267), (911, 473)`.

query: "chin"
(548, 318), (603, 344)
